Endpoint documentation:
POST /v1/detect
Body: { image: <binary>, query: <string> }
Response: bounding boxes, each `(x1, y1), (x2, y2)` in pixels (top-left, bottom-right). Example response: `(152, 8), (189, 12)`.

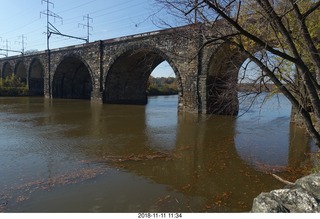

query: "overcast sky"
(0, 0), (177, 77)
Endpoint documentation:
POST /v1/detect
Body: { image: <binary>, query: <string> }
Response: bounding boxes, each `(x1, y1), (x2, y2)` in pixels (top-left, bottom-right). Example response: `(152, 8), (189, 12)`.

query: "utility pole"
(40, 0), (60, 98)
(0, 39), (23, 56)
(5, 40), (9, 57)
(40, 0), (88, 98)
(79, 14), (93, 43)
(0, 37), (3, 57)
(40, 0), (63, 51)
(17, 35), (27, 54)
(40, 0), (88, 49)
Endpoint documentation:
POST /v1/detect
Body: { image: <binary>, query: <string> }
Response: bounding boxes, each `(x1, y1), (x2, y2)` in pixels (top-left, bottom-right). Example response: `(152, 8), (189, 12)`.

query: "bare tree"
(155, 0), (320, 146)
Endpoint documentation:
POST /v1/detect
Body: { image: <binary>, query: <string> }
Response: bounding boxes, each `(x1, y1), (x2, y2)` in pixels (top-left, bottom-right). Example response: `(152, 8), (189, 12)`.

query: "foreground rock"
(251, 173), (320, 213)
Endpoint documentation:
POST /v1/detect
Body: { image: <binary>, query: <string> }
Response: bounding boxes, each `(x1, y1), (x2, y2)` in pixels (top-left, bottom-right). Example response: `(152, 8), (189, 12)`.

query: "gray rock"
(251, 192), (290, 213)
(294, 173), (320, 200)
(251, 173), (320, 213)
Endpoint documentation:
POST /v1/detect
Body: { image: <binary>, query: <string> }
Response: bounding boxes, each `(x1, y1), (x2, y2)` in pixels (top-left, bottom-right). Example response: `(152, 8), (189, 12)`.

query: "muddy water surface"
(0, 95), (318, 212)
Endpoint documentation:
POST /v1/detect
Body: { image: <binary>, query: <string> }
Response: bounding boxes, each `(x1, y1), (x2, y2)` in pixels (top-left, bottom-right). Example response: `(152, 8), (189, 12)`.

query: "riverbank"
(0, 87), (29, 96)
(238, 83), (277, 92)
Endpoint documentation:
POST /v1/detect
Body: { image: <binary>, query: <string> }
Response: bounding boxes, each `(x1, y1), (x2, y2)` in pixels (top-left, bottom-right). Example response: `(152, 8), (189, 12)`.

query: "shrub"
(0, 74), (29, 96)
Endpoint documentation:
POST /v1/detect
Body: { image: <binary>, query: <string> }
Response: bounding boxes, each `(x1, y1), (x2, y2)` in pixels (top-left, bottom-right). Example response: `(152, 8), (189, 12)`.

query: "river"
(0, 94), (318, 212)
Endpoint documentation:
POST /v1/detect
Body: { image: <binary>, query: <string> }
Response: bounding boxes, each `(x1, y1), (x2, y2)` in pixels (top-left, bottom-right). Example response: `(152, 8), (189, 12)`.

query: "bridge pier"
(44, 72), (50, 99)
(91, 87), (103, 103)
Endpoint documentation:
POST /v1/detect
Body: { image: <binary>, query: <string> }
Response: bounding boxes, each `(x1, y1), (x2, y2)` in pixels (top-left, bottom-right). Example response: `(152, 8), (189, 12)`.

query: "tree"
(156, 0), (320, 146)
(147, 76), (179, 95)
(0, 74), (28, 96)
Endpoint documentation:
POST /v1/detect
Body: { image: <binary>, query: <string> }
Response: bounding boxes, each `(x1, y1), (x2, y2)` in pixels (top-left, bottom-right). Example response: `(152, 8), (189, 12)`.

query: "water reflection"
(0, 95), (317, 212)
(235, 93), (315, 170)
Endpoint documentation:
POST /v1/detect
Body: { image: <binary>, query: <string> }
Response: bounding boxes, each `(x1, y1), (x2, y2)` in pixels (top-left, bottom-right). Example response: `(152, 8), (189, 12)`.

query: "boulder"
(251, 173), (320, 213)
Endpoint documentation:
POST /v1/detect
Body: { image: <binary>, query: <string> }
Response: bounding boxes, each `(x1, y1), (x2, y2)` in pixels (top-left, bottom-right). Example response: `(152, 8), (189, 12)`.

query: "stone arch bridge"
(0, 25), (246, 115)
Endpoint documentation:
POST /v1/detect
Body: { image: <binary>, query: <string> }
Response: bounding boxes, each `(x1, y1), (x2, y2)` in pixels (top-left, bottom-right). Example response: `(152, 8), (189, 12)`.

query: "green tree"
(156, 0), (320, 146)
(147, 76), (178, 95)
(0, 74), (28, 96)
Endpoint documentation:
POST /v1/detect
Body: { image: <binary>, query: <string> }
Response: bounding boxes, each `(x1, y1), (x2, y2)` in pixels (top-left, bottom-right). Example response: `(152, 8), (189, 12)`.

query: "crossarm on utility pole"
(49, 32), (88, 43)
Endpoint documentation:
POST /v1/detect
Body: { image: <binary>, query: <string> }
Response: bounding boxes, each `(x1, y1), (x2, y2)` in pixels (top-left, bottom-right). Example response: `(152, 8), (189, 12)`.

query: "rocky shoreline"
(251, 173), (320, 213)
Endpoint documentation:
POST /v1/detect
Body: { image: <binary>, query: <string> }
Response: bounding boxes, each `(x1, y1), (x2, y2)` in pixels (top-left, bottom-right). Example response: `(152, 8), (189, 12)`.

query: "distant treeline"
(147, 76), (178, 96)
(238, 83), (278, 92)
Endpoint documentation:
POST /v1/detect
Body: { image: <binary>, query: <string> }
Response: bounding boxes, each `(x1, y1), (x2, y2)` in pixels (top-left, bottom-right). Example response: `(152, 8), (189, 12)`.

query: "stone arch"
(2, 62), (13, 78)
(104, 45), (183, 106)
(52, 54), (93, 100)
(206, 43), (247, 115)
(29, 58), (44, 96)
(15, 61), (27, 83)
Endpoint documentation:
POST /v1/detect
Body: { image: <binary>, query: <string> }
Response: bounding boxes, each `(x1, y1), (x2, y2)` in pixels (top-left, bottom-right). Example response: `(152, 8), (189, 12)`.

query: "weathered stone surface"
(0, 24), (245, 115)
(294, 173), (320, 200)
(251, 173), (320, 213)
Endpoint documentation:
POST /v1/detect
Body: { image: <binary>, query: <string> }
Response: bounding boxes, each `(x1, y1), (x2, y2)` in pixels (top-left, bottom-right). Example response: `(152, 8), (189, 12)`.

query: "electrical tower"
(40, 0), (62, 51)
(16, 35), (27, 54)
(5, 40), (8, 57)
(40, 0), (88, 51)
(0, 39), (22, 57)
(79, 14), (93, 43)
(39, 0), (88, 98)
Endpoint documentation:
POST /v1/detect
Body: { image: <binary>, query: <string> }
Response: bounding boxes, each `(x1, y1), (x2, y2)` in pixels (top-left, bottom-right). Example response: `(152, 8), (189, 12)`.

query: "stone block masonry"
(0, 24), (242, 115)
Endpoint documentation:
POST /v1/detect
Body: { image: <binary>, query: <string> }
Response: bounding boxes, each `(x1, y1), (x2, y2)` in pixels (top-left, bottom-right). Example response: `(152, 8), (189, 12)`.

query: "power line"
(0, 0), (161, 55)
(87, 0), (144, 17)
(57, 0), (97, 14)
(0, 18), (42, 36)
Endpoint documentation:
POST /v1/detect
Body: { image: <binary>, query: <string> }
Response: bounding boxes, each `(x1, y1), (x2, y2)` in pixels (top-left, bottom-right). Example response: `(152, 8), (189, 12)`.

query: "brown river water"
(0, 94), (318, 212)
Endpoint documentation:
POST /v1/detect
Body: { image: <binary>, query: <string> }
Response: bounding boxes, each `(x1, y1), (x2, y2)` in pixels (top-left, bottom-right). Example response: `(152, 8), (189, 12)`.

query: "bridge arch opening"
(2, 62), (13, 78)
(237, 49), (295, 111)
(206, 44), (294, 116)
(206, 44), (246, 115)
(15, 61), (27, 83)
(29, 59), (44, 96)
(148, 61), (178, 96)
(104, 48), (182, 106)
(52, 56), (93, 100)
(235, 50), (297, 172)
(207, 44), (299, 172)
